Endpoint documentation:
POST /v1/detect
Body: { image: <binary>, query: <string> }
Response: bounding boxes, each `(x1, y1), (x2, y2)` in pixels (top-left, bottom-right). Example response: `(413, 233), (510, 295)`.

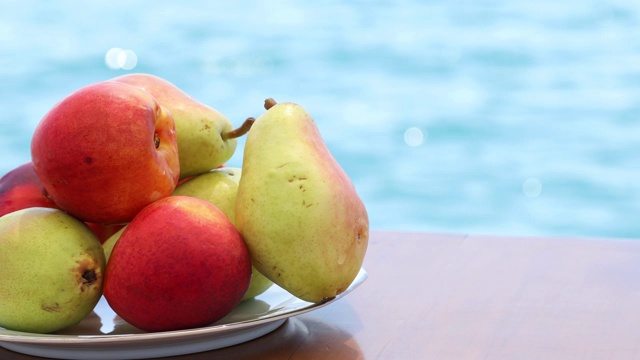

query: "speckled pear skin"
(172, 168), (274, 301)
(235, 102), (369, 303)
(111, 73), (236, 179)
(0, 207), (105, 333)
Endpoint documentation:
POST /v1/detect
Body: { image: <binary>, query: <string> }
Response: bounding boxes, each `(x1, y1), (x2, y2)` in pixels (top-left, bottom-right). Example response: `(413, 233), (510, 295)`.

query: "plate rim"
(0, 268), (368, 346)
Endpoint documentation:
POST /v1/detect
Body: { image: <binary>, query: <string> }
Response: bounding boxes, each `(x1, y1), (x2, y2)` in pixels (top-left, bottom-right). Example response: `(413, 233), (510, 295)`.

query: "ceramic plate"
(0, 268), (367, 360)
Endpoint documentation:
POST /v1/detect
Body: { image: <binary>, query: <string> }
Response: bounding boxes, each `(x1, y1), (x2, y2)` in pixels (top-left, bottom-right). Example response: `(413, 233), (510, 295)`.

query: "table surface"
(3, 230), (640, 360)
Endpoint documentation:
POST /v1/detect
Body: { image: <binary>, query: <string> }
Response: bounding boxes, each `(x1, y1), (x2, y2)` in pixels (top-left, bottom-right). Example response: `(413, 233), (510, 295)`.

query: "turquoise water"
(1, 1), (639, 239)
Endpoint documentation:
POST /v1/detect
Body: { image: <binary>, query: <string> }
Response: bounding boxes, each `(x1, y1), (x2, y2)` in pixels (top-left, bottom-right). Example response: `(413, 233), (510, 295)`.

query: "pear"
(111, 73), (254, 179)
(173, 168), (243, 220)
(103, 196), (252, 332)
(240, 266), (273, 301)
(102, 225), (126, 263)
(0, 207), (105, 333)
(172, 168), (273, 301)
(235, 99), (369, 303)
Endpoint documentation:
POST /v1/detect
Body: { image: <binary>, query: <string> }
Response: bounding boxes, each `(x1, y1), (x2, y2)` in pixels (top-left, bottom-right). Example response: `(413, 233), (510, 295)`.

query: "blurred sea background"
(1, 1), (639, 239)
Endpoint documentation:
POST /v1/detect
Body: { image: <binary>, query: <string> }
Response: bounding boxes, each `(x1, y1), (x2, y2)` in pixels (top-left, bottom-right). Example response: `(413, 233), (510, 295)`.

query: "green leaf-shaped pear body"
(235, 102), (369, 303)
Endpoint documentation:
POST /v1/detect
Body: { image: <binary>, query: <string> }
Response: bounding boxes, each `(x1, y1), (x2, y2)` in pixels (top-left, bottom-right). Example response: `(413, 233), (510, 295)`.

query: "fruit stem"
(221, 118), (255, 140)
(264, 98), (277, 110)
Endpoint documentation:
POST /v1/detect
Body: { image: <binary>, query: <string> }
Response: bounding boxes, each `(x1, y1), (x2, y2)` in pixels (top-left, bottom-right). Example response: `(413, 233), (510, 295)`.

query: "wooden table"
(3, 230), (640, 359)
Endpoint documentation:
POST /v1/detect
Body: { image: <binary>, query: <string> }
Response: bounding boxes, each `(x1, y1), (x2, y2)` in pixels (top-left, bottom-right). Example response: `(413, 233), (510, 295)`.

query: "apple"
(103, 196), (252, 332)
(0, 162), (59, 217)
(30, 81), (180, 224)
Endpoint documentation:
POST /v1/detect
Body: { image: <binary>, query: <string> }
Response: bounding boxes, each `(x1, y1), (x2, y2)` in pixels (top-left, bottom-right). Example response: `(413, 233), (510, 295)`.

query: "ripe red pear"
(172, 168), (274, 301)
(103, 196), (252, 332)
(31, 81), (180, 224)
(86, 222), (126, 244)
(0, 162), (59, 217)
(110, 73), (251, 179)
(0, 162), (125, 242)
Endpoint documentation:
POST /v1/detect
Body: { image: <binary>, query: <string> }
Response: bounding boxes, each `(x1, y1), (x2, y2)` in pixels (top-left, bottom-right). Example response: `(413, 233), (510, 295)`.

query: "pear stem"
(264, 98), (277, 110)
(221, 117), (255, 140)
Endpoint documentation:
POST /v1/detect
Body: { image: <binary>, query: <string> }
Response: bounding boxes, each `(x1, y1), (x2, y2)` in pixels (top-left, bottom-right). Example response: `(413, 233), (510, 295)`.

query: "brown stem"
(264, 98), (277, 110)
(221, 117), (255, 140)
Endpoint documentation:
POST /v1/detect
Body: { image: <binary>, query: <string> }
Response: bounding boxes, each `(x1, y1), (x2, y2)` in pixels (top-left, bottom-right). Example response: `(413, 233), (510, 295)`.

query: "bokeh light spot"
(522, 177), (543, 198)
(404, 127), (425, 147)
(105, 48), (138, 70)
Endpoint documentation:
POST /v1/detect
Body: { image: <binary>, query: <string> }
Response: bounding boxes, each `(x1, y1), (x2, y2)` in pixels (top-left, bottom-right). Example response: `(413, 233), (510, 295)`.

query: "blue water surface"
(1, 1), (639, 239)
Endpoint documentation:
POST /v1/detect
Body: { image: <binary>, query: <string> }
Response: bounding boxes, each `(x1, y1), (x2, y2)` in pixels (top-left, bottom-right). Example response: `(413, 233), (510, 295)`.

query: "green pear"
(111, 73), (254, 179)
(240, 268), (273, 301)
(235, 99), (369, 303)
(172, 168), (273, 301)
(0, 207), (105, 333)
(173, 168), (243, 220)
(103, 225), (127, 263)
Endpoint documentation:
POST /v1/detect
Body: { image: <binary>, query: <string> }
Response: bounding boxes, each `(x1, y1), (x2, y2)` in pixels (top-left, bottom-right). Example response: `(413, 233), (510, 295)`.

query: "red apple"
(0, 162), (59, 217)
(30, 81), (180, 224)
(103, 196), (252, 332)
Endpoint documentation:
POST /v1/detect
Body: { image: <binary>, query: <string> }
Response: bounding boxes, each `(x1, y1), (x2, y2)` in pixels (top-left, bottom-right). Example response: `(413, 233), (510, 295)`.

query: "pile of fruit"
(0, 74), (369, 334)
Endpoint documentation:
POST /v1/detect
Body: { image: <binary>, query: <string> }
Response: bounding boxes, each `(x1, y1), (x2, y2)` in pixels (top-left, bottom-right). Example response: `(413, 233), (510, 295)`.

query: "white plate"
(0, 268), (367, 360)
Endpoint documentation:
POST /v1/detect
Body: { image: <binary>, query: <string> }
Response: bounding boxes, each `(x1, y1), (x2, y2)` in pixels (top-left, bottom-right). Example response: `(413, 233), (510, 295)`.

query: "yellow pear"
(235, 99), (369, 303)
